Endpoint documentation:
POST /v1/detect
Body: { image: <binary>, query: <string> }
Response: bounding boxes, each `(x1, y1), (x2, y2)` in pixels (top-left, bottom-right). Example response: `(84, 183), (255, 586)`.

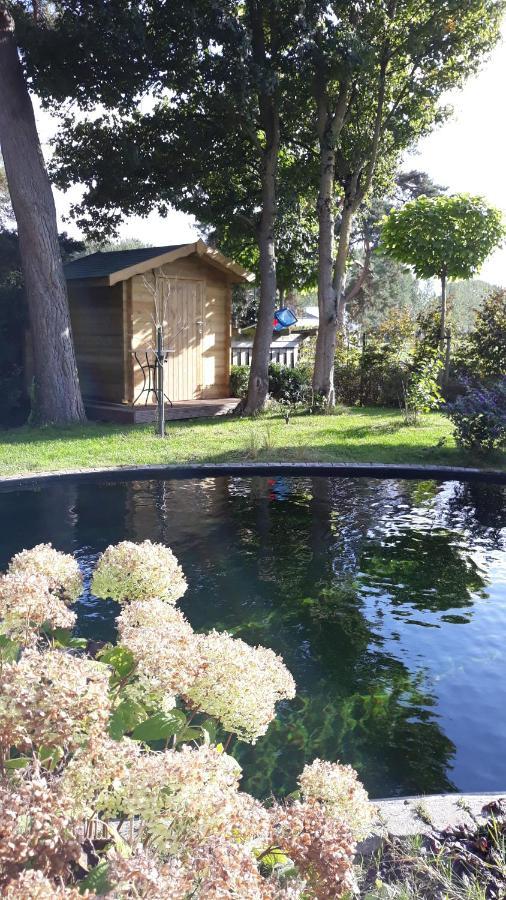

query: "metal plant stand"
(132, 348), (172, 407)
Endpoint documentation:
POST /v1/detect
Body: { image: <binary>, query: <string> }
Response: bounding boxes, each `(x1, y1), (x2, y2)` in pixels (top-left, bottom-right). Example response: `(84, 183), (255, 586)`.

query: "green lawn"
(0, 407), (504, 477)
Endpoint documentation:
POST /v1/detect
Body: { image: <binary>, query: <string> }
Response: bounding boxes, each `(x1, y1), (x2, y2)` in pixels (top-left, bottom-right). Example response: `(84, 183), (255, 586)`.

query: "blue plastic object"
(273, 307), (297, 331)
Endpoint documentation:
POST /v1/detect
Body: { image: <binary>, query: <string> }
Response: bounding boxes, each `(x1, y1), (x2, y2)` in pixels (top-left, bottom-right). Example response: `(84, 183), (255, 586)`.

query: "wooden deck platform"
(85, 398), (241, 424)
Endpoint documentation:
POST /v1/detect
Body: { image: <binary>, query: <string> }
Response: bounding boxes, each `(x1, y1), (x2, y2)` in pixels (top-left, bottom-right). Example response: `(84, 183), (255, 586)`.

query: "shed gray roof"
(64, 245), (184, 280)
(63, 240), (254, 285)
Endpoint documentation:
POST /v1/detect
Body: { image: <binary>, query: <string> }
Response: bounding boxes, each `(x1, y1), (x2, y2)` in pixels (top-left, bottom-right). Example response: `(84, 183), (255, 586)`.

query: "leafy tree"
(0, 5), (85, 423)
(380, 194), (505, 356)
(309, 0), (505, 402)
(23, 1), (310, 414)
(456, 289), (506, 379)
(447, 279), (500, 333)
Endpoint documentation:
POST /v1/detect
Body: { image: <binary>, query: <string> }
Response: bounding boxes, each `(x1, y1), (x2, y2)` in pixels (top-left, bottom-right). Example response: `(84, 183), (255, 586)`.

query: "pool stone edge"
(0, 461), (505, 491)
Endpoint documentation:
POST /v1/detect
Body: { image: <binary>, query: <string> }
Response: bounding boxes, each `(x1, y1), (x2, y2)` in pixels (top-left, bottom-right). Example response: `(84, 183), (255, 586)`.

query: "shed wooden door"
(164, 278), (204, 401)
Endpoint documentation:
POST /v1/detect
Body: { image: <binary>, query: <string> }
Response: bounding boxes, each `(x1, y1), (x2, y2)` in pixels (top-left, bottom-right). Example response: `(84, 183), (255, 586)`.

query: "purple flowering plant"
(445, 377), (506, 453)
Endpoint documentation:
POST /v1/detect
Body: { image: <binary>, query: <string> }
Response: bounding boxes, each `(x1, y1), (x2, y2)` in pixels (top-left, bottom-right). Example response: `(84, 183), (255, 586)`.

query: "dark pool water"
(1, 475), (505, 800)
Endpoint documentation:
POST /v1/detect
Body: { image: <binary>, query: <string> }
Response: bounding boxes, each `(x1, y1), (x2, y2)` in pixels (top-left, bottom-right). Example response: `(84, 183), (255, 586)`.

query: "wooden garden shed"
(64, 240), (253, 422)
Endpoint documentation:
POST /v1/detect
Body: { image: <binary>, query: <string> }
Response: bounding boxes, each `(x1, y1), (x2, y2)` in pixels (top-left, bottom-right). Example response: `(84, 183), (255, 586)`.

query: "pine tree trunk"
(244, 138), (278, 414)
(0, 8), (85, 425)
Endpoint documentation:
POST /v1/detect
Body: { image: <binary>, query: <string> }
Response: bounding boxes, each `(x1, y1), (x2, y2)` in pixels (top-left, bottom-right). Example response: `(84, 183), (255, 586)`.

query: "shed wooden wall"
(128, 256), (232, 403)
(68, 282), (125, 402)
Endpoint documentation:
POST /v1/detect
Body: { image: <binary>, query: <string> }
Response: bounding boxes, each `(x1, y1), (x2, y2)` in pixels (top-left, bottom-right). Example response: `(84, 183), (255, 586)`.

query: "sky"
(35, 22), (506, 285)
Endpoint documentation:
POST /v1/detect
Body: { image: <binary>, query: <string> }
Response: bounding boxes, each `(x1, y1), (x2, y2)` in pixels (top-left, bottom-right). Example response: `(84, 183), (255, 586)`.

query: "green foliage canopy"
(380, 194), (505, 281)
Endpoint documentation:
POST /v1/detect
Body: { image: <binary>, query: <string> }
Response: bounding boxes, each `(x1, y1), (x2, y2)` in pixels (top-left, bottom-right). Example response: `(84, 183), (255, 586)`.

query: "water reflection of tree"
(443, 482), (506, 548)
(219, 476), (457, 800)
(360, 528), (487, 612)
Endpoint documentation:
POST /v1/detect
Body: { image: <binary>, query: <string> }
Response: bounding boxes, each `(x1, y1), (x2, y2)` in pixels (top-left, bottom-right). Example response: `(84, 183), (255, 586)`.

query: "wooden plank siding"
(128, 256), (231, 403)
(68, 281), (124, 402)
(68, 252), (235, 408)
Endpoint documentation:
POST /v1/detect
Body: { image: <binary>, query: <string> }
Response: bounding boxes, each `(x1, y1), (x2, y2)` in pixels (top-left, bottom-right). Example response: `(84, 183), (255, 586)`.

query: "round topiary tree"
(380, 194), (504, 375)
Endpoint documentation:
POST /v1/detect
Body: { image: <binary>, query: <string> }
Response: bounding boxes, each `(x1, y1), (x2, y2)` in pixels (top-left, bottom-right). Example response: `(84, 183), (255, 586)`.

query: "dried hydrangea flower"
(0, 774), (81, 889)
(3, 871), (85, 899)
(0, 572), (76, 644)
(185, 630), (296, 743)
(299, 758), (374, 840)
(92, 540), (187, 604)
(121, 744), (269, 854)
(269, 800), (357, 900)
(60, 736), (142, 819)
(105, 851), (194, 899)
(8, 543), (82, 602)
(0, 648), (111, 756)
(118, 601), (200, 695)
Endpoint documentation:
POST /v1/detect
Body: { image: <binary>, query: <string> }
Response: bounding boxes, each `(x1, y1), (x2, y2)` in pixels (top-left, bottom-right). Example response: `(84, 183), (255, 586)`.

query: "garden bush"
(230, 363), (250, 398)
(231, 362), (313, 406)
(0, 539), (374, 898)
(454, 290), (506, 380)
(444, 377), (506, 454)
(268, 362), (313, 404)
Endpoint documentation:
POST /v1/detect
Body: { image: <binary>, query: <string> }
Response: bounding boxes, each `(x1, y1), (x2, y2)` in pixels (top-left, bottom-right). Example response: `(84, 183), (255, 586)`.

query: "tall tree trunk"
(313, 47), (388, 405)
(440, 270), (450, 384)
(0, 8), (85, 425)
(244, 135), (278, 414)
(312, 84), (350, 404)
(334, 190), (358, 327)
(313, 183), (356, 399)
(440, 270), (447, 350)
(244, 0), (280, 415)
(312, 140), (337, 402)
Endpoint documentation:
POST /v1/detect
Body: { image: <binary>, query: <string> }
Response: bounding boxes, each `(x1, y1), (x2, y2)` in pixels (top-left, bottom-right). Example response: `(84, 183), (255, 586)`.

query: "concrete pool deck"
(360, 792), (506, 851)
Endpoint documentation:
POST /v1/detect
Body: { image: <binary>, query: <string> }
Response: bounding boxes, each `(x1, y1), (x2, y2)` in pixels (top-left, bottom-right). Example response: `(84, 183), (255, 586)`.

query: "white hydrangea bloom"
(92, 541), (187, 604)
(185, 631), (296, 744)
(298, 758), (375, 840)
(61, 737), (142, 819)
(122, 744), (269, 853)
(8, 543), (82, 602)
(62, 742), (269, 854)
(0, 572), (76, 644)
(0, 648), (111, 756)
(118, 601), (200, 695)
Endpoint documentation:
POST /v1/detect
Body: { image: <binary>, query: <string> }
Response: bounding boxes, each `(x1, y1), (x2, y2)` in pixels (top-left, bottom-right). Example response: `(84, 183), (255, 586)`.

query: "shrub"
(401, 352), (443, 424)
(230, 364), (250, 398)
(268, 362), (312, 404)
(445, 377), (506, 453)
(231, 362), (313, 406)
(455, 290), (506, 380)
(334, 338), (362, 406)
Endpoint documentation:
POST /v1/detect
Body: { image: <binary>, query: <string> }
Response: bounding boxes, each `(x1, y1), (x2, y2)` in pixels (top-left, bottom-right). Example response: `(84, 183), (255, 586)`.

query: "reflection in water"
(0, 476), (505, 799)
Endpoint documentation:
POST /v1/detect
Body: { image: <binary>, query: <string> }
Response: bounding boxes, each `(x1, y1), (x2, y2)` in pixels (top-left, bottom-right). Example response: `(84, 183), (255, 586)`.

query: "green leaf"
(38, 745), (64, 769)
(257, 847), (290, 869)
(79, 862), (111, 896)
(201, 718), (218, 743)
(109, 699), (147, 740)
(99, 645), (136, 679)
(5, 756), (30, 769)
(47, 627), (87, 649)
(131, 710), (186, 742)
(176, 726), (202, 744)
(0, 635), (20, 662)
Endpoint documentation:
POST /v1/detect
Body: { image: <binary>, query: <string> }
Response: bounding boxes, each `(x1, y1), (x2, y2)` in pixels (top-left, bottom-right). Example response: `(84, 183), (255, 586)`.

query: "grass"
(0, 406), (504, 477)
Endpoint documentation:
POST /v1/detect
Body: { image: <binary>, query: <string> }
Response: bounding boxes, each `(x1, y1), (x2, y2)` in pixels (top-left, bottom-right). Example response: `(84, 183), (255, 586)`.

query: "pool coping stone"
(359, 791), (506, 853)
(0, 461), (505, 490)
